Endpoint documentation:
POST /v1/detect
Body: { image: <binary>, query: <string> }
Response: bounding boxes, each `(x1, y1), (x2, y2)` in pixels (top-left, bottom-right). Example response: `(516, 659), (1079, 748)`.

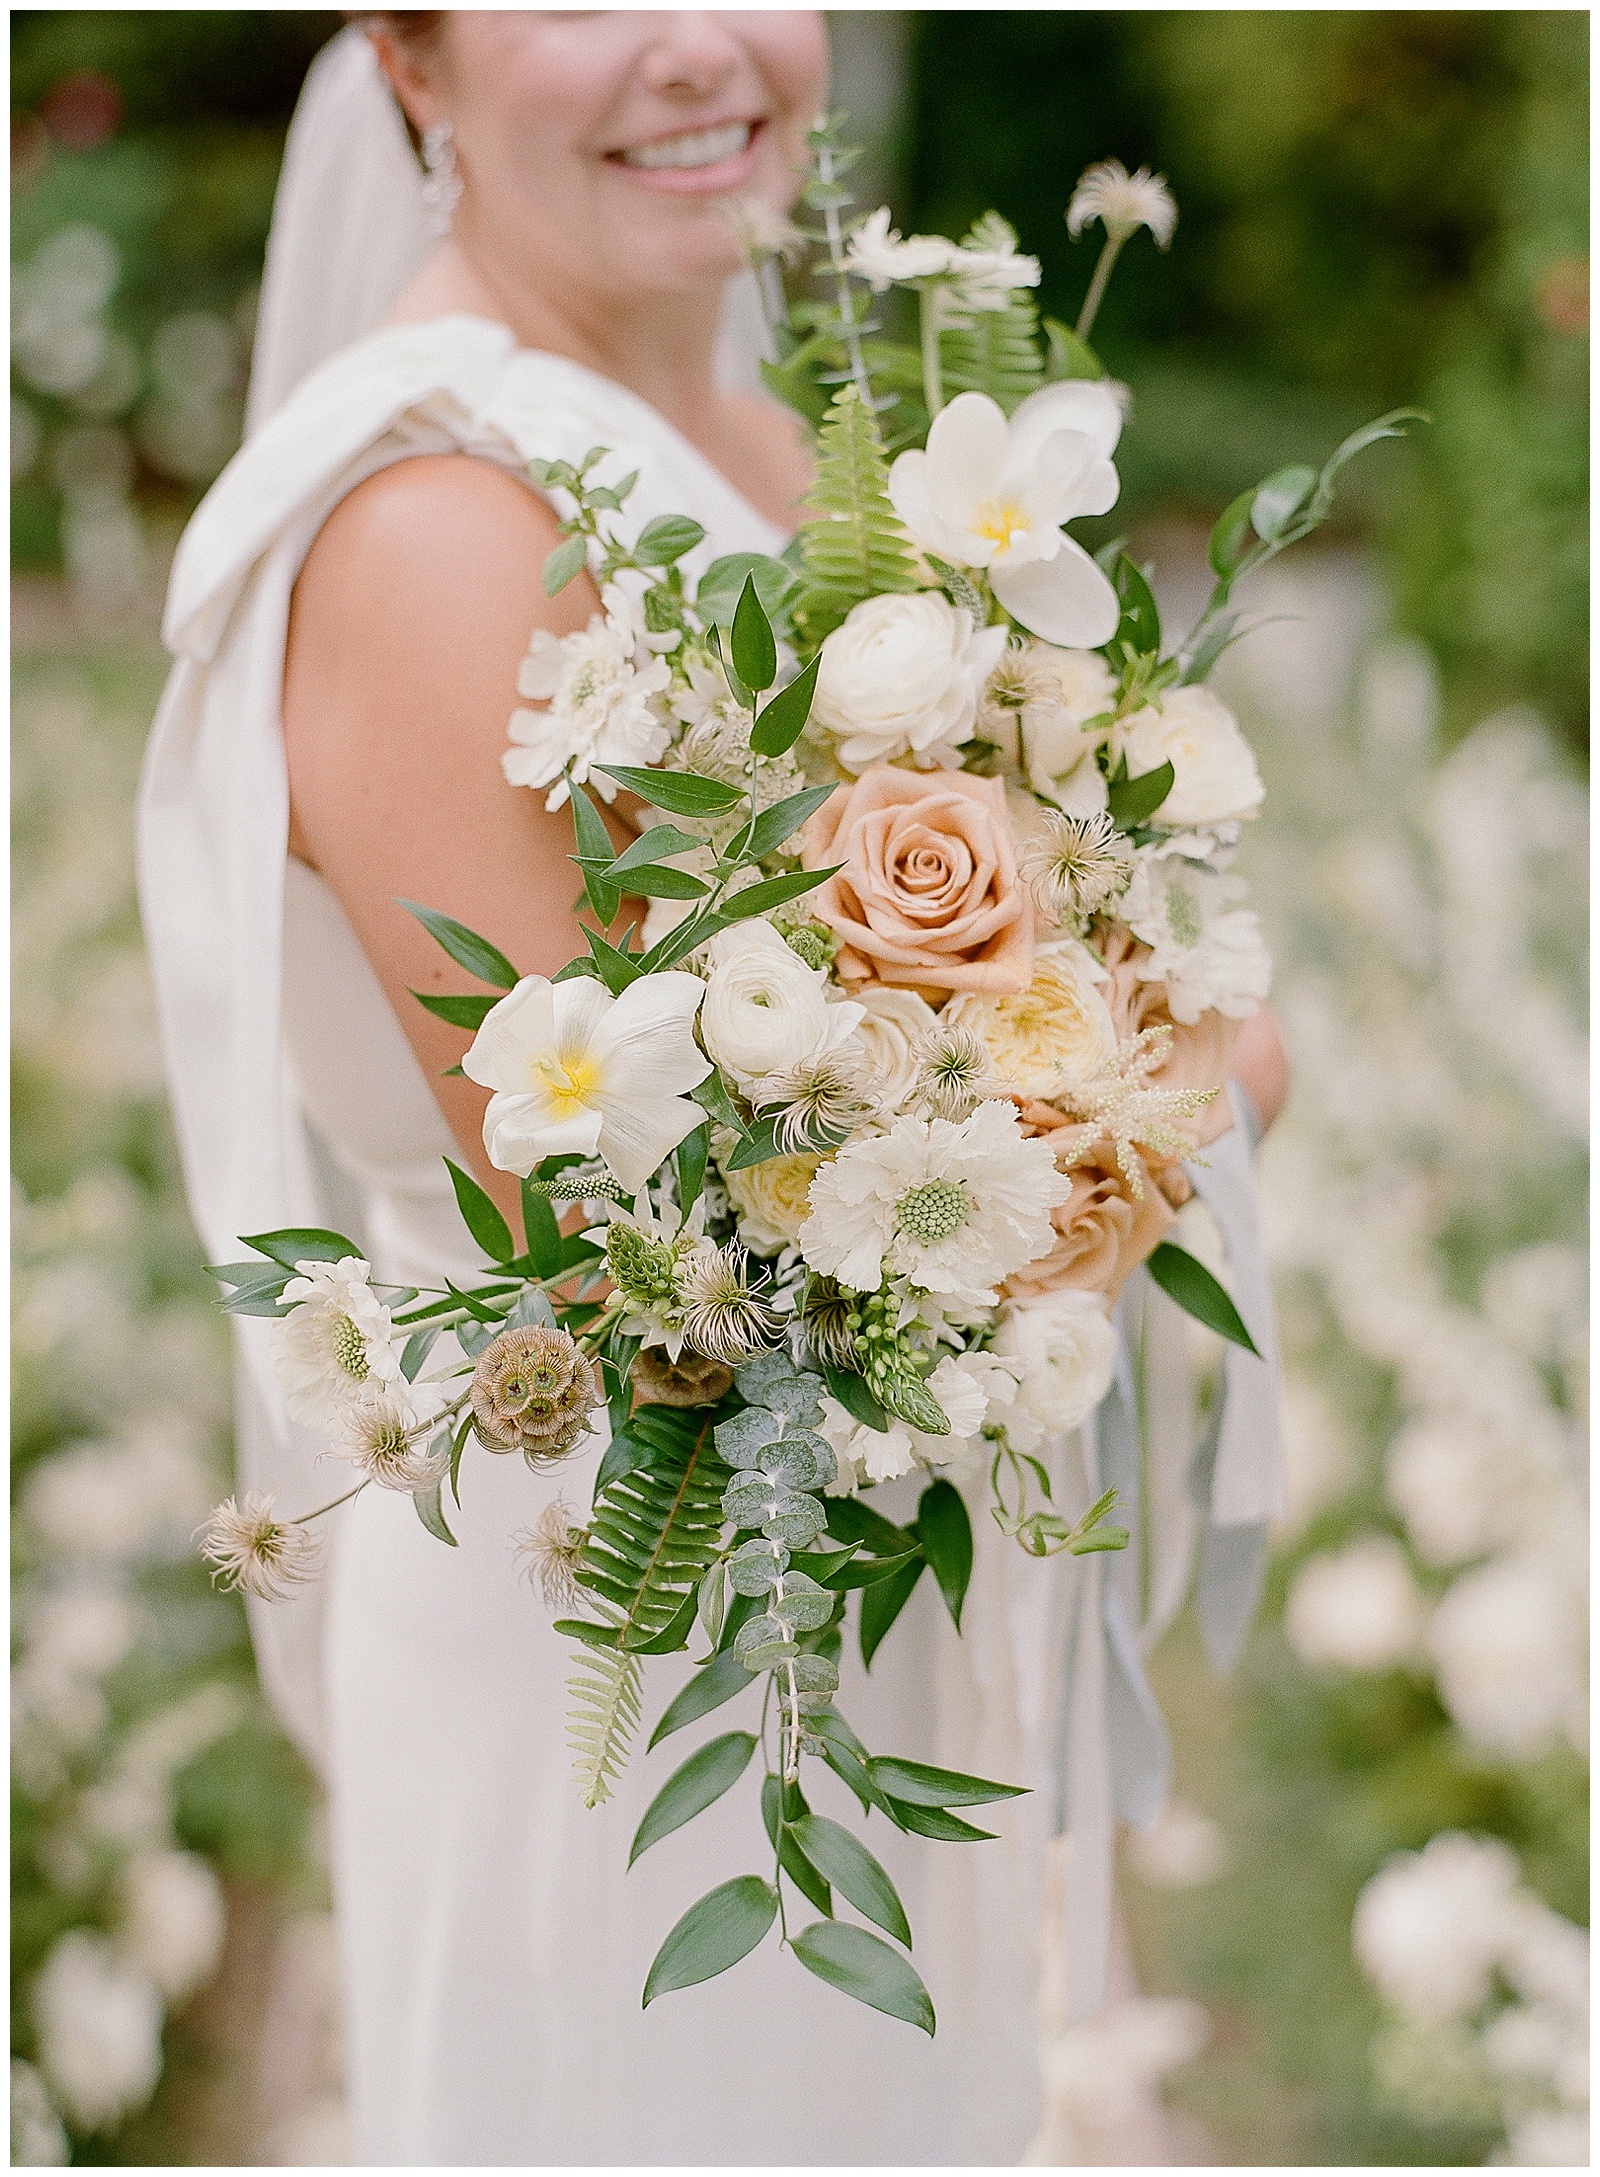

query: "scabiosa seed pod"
(471, 1326), (601, 1466)
(630, 1347), (736, 1409)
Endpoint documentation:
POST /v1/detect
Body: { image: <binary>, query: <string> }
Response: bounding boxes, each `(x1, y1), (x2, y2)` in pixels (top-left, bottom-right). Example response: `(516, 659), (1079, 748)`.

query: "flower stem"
(815, 140), (873, 405)
(1075, 232), (1126, 342)
(300, 1481), (369, 1525)
(919, 284), (945, 419)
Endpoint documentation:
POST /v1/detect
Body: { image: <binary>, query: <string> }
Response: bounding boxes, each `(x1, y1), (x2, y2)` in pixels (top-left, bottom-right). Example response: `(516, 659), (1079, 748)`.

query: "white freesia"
(462, 970), (710, 1192)
(275, 1256), (409, 1431)
(991, 1288), (1118, 1438)
(811, 591), (1009, 771)
(887, 384), (1124, 647)
(504, 583), (671, 810)
(844, 206), (958, 287)
(799, 1098), (1071, 1305)
(698, 921), (864, 1099)
(850, 985), (940, 1115)
(1116, 685), (1265, 829)
(1120, 846), (1273, 1023)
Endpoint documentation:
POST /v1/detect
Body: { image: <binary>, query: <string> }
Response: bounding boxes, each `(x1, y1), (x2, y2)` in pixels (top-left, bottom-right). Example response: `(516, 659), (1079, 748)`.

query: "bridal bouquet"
(204, 135), (1412, 2032)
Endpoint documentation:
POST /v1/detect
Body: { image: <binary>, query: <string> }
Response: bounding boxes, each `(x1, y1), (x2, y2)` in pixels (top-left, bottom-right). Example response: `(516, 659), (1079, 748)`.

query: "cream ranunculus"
(850, 985), (941, 1115)
(942, 938), (1117, 1098)
(991, 1288), (1118, 1438)
(811, 591), (1010, 772)
(698, 921), (864, 1100)
(1115, 685), (1265, 829)
(724, 1151), (824, 1256)
(980, 640), (1116, 805)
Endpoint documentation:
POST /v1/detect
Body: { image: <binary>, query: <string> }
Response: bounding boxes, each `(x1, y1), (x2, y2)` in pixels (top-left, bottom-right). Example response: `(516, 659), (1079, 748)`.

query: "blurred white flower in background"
(1126, 1799), (1229, 1889)
(1283, 1536), (1422, 1673)
(11, 2059), (70, 2167)
(31, 1932), (164, 2135)
(1354, 1833), (1523, 2022)
(1427, 1549), (1588, 1759)
(119, 1850), (227, 2004)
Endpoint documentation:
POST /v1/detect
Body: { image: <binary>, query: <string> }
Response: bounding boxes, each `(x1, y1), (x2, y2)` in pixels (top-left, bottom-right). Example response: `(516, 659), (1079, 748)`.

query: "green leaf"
(568, 785), (622, 926)
(1208, 489), (1257, 579)
(641, 1876), (777, 2005)
(399, 1325), (439, 1382)
(859, 1556), (925, 1669)
(1251, 463), (1318, 542)
(397, 900), (519, 989)
(731, 574), (778, 693)
(218, 1275), (294, 1318)
(607, 823), (703, 876)
(749, 653), (821, 758)
(553, 1616), (621, 1649)
(648, 1649), (754, 1748)
(409, 989), (497, 1030)
(791, 1815), (912, 1947)
(634, 513), (707, 566)
(825, 1494), (916, 1557)
(763, 1778), (833, 1916)
(884, 1799), (996, 1842)
(822, 1364), (890, 1433)
(916, 1480), (973, 1632)
(597, 766), (743, 816)
(866, 1756), (1027, 1808)
(583, 924), (643, 994)
(629, 1732), (756, 1865)
(676, 1122), (710, 1212)
(1042, 316), (1105, 382)
(1112, 553), (1161, 655)
(237, 1226), (361, 1270)
(689, 1068), (745, 1130)
(722, 1113), (799, 1174)
(696, 1557), (725, 1645)
(696, 551), (797, 629)
(624, 1582), (702, 1656)
(791, 1922), (934, 2034)
(413, 1484), (457, 1546)
(817, 1547), (921, 1593)
(1146, 1240), (1260, 1355)
(543, 534), (588, 595)
(1107, 759), (1175, 828)
(715, 865), (840, 925)
(607, 862), (709, 901)
(444, 1159), (515, 1264)
(520, 1177), (564, 1277)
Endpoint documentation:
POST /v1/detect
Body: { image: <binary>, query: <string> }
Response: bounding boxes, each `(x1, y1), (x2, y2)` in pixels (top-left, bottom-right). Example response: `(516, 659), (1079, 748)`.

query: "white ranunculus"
(1282, 1535), (1423, 1673)
(119, 1851), (225, 2003)
(887, 384), (1124, 647)
(811, 591), (1009, 772)
(1120, 845), (1273, 1024)
(463, 970), (710, 1192)
(503, 583), (671, 810)
(32, 1932), (163, 2134)
(850, 985), (940, 1115)
(1353, 1833), (1523, 2023)
(1115, 686), (1265, 829)
(992, 1288), (1118, 1437)
(698, 921), (864, 1099)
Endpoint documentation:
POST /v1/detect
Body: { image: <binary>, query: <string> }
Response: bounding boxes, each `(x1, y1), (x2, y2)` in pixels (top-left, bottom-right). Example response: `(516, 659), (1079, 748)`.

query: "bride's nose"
(638, 12), (744, 100)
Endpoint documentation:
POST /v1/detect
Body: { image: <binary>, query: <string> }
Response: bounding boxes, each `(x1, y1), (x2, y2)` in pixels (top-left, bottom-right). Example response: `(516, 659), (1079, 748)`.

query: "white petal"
(1007, 379), (1123, 467)
(594, 972), (711, 1097)
(597, 1092), (705, 1195)
(992, 539), (1121, 648)
(1015, 428), (1101, 527)
(462, 977), (558, 1092)
(924, 392), (1009, 529)
(482, 1091), (602, 1177)
(886, 449), (977, 564)
(550, 971), (618, 1054)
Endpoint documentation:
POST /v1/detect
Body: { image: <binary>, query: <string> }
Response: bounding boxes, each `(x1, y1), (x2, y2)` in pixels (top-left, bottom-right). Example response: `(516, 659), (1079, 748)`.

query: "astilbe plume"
(1052, 1026), (1217, 1197)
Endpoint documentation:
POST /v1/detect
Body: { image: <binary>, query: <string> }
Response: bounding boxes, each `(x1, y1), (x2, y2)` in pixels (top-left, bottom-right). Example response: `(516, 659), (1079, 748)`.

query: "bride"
(140, 14), (1286, 2165)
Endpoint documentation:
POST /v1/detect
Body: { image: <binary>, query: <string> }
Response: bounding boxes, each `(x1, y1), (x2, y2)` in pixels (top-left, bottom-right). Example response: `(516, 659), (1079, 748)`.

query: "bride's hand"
(1232, 1004), (1289, 1135)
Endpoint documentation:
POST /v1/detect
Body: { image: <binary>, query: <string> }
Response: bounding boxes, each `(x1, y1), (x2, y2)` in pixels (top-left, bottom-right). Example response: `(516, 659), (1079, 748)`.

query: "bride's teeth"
(621, 122), (751, 172)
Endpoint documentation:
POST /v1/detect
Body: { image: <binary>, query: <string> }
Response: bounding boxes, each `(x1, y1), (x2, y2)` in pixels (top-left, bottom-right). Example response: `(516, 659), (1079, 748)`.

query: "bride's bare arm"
(1232, 1003), (1289, 1134)
(283, 453), (604, 1218)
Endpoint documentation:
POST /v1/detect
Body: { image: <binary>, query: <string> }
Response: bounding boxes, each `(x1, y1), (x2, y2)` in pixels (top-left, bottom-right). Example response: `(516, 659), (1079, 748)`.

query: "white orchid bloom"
(462, 971), (711, 1193)
(888, 383), (1124, 648)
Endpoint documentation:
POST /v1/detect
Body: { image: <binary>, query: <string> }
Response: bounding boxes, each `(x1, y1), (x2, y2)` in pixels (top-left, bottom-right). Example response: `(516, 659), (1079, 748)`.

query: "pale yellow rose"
(724, 1152), (824, 1256)
(943, 939), (1116, 1098)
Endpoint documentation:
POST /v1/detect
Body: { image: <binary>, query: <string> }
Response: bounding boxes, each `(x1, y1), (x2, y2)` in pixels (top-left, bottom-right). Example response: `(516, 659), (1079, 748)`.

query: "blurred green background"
(11, 10), (1588, 2166)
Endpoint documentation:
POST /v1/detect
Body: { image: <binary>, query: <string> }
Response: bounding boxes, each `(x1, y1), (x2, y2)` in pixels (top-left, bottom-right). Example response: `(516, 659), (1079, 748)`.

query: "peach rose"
(1001, 1104), (1178, 1304)
(801, 765), (1033, 999)
(1098, 921), (1239, 1151)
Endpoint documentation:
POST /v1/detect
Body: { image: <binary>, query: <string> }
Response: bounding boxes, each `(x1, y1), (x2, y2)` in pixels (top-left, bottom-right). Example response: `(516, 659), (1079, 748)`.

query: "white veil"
(246, 24), (772, 436)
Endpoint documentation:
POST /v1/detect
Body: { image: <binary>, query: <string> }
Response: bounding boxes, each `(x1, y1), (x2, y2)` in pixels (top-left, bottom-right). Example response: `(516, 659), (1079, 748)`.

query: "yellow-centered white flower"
(463, 972), (710, 1193)
(887, 384), (1124, 647)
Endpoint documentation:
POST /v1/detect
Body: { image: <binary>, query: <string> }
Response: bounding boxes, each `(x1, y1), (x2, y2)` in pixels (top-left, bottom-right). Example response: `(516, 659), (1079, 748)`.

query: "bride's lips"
(605, 116), (765, 196)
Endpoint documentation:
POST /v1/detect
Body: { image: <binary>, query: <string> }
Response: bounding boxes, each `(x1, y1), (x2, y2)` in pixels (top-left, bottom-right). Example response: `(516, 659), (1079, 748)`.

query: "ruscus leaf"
(236, 1226), (361, 1270)
(749, 653), (821, 758)
(1146, 1241), (1260, 1355)
(444, 1159), (516, 1264)
(628, 1732), (756, 1865)
(596, 765), (743, 816)
(730, 573), (778, 693)
(791, 1922), (934, 2034)
(398, 900), (519, 989)
(641, 1876), (777, 2004)
(916, 1479), (974, 1632)
(648, 1649), (754, 1748)
(867, 1756), (1027, 1808)
(791, 1815), (912, 1947)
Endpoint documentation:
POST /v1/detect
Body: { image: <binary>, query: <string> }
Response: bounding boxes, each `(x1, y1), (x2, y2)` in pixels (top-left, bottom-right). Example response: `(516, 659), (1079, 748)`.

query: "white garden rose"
(724, 1151), (823, 1256)
(811, 591), (1009, 772)
(1115, 685), (1265, 829)
(699, 921), (864, 1099)
(991, 1288), (1118, 1438)
(944, 938), (1116, 1097)
(850, 985), (940, 1115)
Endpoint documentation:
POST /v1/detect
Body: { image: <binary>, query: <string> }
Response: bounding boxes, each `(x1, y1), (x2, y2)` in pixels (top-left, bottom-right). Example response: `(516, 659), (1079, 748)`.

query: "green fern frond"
(565, 1632), (643, 1810)
(941, 290), (1046, 416)
(576, 1404), (728, 1646)
(793, 385), (922, 650)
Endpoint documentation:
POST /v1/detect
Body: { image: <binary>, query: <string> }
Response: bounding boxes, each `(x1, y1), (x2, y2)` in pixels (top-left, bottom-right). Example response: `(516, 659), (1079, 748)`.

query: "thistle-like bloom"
(723, 194), (806, 264)
(909, 1023), (1001, 1121)
(754, 1048), (877, 1152)
(844, 206), (959, 288)
(471, 1325), (602, 1465)
(1021, 808), (1136, 925)
(197, 1493), (323, 1603)
(332, 1400), (449, 1495)
(514, 1499), (588, 1610)
(677, 1242), (778, 1365)
(887, 385), (1124, 647)
(1067, 159), (1178, 250)
(799, 1277), (860, 1370)
(462, 970), (711, 1192)
(1053, 1027), (1218, 1198)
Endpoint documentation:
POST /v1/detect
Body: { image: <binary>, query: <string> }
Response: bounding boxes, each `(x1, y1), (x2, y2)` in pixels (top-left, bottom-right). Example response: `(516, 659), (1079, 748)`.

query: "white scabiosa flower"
(1120, 847), (1273, 1024)
(799, 1098), (1071, 1305)
(946, 216), (1042, 309)
(811, 591), (1010, 772)
(887, 385), (1124, 648)
(463, 969), (710, 1192)
(1067, 159), (1178, 250)
(698, 921), (864, 1101)
(504, 583), (672, 811)
(844, 206), (959, 288)
(274, 1256), (408, 1432)
(992, 1288), (1118, 1439)
(1115, 685), (1265, 829)
(196, 1492), (323, 1602)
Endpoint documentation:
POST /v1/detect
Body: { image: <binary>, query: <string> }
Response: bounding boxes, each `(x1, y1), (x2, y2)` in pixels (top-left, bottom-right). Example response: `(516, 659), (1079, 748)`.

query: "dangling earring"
(420, 122), (462, 238)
